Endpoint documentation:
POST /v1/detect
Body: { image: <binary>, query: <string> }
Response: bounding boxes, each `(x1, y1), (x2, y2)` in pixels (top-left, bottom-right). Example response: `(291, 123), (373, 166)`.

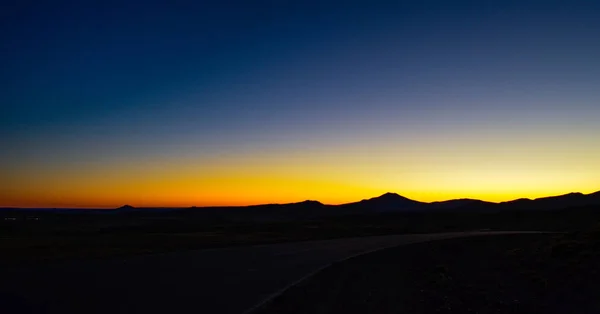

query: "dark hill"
(339, 192), (424, 212)
(496, 192), (600, 211)
(117, 205), (135, 210)
(588, 190), (600, 198)
(427, 199), (494, 211)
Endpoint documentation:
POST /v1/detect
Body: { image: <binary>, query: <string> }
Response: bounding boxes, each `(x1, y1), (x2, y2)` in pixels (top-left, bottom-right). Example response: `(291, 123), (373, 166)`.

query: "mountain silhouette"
(154, 190), (600, 223)
(248, 200), (324, 209)
(117, 205), (135, 210)
(286, 200), (324, 207)
(488, 191), (600, 211)
(4, 191), (600, 221)
(529, 192), (600, 210)
(340, 192), (424, 212)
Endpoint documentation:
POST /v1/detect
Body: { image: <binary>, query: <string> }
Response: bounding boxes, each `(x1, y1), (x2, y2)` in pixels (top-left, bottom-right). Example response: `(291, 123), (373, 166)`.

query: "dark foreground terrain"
(1, 193), (599, 313)
(0, 232), (523, 314)
(2, 192), (600, 265)
(256, 230), (600, 314)
(2, 204), (600, 265)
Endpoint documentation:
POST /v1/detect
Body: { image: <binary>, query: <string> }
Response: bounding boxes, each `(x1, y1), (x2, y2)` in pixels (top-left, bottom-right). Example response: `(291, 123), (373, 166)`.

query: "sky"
(2, 0), (600, 208)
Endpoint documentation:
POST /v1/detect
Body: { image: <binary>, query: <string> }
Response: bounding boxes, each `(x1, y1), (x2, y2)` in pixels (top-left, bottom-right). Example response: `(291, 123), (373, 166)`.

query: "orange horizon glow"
(3, 124), (600, 209)
(3, 187), (600, 209)
(3, 157), (599, 208)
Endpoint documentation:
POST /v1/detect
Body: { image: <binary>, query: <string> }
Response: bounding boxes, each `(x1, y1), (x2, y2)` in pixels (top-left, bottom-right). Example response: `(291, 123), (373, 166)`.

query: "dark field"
(256, 230), (600, 314)
(2, 205), (600, 265)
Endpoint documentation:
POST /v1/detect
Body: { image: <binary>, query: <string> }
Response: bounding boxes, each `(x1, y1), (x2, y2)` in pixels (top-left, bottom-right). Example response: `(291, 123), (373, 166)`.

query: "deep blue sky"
(2, 0), (600, 206)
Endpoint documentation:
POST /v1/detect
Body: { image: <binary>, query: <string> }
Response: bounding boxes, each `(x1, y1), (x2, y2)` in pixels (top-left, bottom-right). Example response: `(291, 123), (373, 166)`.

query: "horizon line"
(2, 189), (598, 210)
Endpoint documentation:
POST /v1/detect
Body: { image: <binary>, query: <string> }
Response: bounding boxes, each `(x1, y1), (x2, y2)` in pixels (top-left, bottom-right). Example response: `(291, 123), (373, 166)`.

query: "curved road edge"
(242, 231), (552, 314)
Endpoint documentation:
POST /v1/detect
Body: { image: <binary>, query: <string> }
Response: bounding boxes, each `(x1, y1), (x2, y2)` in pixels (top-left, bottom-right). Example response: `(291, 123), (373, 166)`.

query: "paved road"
(0, 231), (540, 314)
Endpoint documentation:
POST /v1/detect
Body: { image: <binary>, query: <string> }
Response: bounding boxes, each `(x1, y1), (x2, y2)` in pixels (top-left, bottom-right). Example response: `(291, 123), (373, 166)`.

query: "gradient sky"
(2, 1), (600, 208)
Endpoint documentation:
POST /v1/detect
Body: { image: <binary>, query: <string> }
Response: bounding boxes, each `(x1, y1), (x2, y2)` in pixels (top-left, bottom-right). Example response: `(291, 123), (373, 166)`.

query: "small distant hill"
(117, 205), (135, 210)
(427, 199), (495, 211)
(250, 200), (324, 209)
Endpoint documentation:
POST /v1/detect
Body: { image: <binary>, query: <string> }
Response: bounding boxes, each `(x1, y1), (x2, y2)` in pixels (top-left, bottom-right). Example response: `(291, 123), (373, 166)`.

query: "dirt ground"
(256, 231), (600, 314)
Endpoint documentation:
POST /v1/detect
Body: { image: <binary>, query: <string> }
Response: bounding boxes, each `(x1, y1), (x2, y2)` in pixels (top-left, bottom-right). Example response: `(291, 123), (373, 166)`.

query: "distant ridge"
(251, 200), (324, 207)
(181, 190), (600, 211)
(3, 190), (600, 214)
(534, 192), (584, 201)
